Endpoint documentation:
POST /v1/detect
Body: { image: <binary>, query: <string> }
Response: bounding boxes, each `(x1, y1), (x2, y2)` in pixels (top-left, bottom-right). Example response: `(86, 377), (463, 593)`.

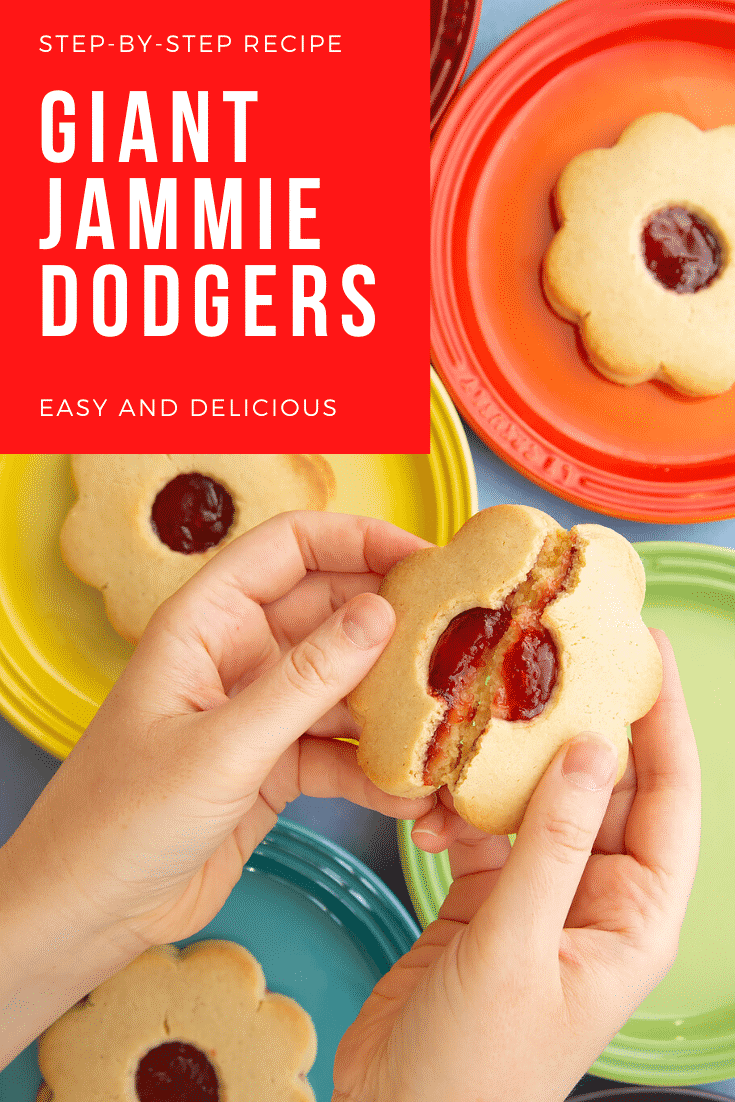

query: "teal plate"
(398, 542), (735, 1086)
(0, 818), (419, 1102)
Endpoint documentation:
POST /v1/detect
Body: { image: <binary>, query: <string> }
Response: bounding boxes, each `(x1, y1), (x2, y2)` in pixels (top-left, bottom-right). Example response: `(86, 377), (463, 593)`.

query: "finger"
(304, 702), (360, 739)
(593, 743), (637, 855)
(141, 511), (429, 694)
(262, 570), (384, 650)
(411, 802), (476, 853)
(411, 785), (451, 850)
(447, 828), (512, 880)
(434, 822), (511, 926)
(411, 791), (510, 868)
(473, 734), (618, 953)
(438, 865), (508, 927)
(194, 592), (397, 780)
(411, 793), (511, 926)
(294, 737), (435, 819)
(175, 509), (428, 614)
(223, 572), (385, 697)
(624, 631), (700, 905)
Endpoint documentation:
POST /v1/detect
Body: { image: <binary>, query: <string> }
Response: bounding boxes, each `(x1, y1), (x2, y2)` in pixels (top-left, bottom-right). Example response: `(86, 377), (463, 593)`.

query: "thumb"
(208, 591), (395, 775)
(476, 734), (619, 952)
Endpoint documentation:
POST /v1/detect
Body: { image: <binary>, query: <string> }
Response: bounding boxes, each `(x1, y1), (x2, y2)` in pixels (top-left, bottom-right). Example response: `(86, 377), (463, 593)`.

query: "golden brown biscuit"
(542, 113), (735, 397)
(38, 941), (316, 1102)
(350, 505), (662, 834)
(60, 454), (335, 642)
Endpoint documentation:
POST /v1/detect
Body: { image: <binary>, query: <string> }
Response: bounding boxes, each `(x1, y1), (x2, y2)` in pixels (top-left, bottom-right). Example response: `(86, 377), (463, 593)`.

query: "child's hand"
(6, 512), (434, 955)
(333, 632), (700, 1102)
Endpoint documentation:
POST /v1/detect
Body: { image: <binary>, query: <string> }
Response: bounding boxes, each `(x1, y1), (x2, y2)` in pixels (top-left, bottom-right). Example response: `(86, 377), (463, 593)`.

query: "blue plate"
(0, 819), (419, 1102)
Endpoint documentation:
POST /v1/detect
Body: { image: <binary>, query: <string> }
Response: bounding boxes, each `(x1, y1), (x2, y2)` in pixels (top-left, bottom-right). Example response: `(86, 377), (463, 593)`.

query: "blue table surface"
(1, 1), (735, 1097)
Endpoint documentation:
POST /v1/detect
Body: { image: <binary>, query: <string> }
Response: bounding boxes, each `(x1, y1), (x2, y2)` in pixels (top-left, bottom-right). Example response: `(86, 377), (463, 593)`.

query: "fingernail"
(562, 734), (618, 792)
(342, 594), (394, 650)
(411, 805), (444, 840)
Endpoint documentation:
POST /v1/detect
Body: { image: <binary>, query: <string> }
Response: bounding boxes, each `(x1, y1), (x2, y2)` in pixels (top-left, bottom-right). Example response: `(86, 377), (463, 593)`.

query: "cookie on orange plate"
(543, 113), (735, 397)
(37, 941), (316, 1102)
(350, 505), (662, 835)
(60, 454), (335, 642)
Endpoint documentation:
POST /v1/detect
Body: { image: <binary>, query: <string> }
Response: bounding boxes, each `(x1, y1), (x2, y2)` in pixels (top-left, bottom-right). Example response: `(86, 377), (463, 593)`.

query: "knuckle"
(542, 812), (595, 863)
(619, 880), (682, 975)
(616, 867), (656, 923)
(285, 638), (336, 694)
(629, 931), (680, 993)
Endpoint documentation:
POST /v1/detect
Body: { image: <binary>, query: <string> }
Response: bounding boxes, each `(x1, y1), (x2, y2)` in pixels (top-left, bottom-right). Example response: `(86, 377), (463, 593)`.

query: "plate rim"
(248, 817), (421, 961)
(572, 1090), (735, 1101)
(430, 0), (735, 523)
(430, 0), (483, 136)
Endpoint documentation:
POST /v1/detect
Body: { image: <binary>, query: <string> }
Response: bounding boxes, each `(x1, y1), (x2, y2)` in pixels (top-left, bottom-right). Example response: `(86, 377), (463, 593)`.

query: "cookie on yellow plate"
(60, 454), (335, 642)
(543, 113), (735, 397)
(350, 505), (662, 835)
(38, 941), (316, 1102)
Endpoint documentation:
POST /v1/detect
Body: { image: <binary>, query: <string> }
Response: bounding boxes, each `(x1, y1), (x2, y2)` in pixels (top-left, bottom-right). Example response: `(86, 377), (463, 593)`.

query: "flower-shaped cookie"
(350, 505), (662, 835)
(38, 941), (317, 1102)
(543, 113), (735, 397)
(60, 454), (335, 642)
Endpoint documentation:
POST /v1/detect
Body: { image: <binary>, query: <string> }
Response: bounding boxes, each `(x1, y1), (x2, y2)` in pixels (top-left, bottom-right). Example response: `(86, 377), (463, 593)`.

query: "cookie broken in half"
(350, 505), (662, 835)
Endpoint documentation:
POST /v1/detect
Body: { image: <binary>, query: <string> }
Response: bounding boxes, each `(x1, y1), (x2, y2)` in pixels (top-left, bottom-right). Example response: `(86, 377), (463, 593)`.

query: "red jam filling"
(642, 206), (721, 293)
(500, 626), (558, 721)
(423, 543), (577, 785)
(422, 715), (455, 784)
(424, 607), (511, 782)
(428, 606), (511, 708)
(135, 1041), (219, 1102)
(151, 474), (234, 554)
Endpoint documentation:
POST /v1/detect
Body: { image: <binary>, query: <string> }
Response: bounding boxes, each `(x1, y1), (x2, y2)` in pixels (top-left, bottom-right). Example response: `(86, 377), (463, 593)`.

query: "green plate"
(0, 819), (420, 1102)
(398, 541), (735, 1086)
(573, 1090), (735, 1100)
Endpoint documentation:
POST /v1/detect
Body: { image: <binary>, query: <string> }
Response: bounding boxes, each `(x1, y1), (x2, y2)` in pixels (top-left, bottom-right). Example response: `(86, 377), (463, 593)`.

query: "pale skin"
(334, 632), (700, 1102)
(0, 512), (699, 1102)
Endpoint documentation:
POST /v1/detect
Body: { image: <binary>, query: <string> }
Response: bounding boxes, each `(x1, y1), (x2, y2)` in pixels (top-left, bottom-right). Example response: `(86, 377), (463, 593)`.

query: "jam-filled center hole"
(642, 206), (722, 293)
(151, 473), (234, 554)
(135, 1041), (219, 1102)
(423, 534), (577, 787)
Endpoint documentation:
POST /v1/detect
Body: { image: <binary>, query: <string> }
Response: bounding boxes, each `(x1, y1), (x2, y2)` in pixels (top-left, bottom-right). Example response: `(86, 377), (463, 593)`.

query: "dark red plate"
(431, 0), (735, 522)
(430, 0), (482, 135)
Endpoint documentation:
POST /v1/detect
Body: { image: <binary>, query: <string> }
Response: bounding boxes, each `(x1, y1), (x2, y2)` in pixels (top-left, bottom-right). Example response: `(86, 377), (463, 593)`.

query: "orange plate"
(431, 0), (735, 522)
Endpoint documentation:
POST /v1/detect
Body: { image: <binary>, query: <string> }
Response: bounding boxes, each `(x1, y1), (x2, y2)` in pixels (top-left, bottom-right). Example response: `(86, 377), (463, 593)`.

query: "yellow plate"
(0, 370), (477, 760)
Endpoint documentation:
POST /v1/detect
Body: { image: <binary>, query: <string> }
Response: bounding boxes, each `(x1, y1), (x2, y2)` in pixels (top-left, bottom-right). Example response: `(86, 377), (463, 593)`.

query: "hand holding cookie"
(335, 633), (701, 1102)
(0, 511), (435, 1066)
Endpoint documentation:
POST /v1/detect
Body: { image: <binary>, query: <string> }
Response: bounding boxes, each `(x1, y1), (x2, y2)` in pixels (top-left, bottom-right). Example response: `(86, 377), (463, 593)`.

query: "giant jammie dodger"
(37, 941), (316, 1102)
(350, 505), (662, 835)
(542, 113), (735, 397)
